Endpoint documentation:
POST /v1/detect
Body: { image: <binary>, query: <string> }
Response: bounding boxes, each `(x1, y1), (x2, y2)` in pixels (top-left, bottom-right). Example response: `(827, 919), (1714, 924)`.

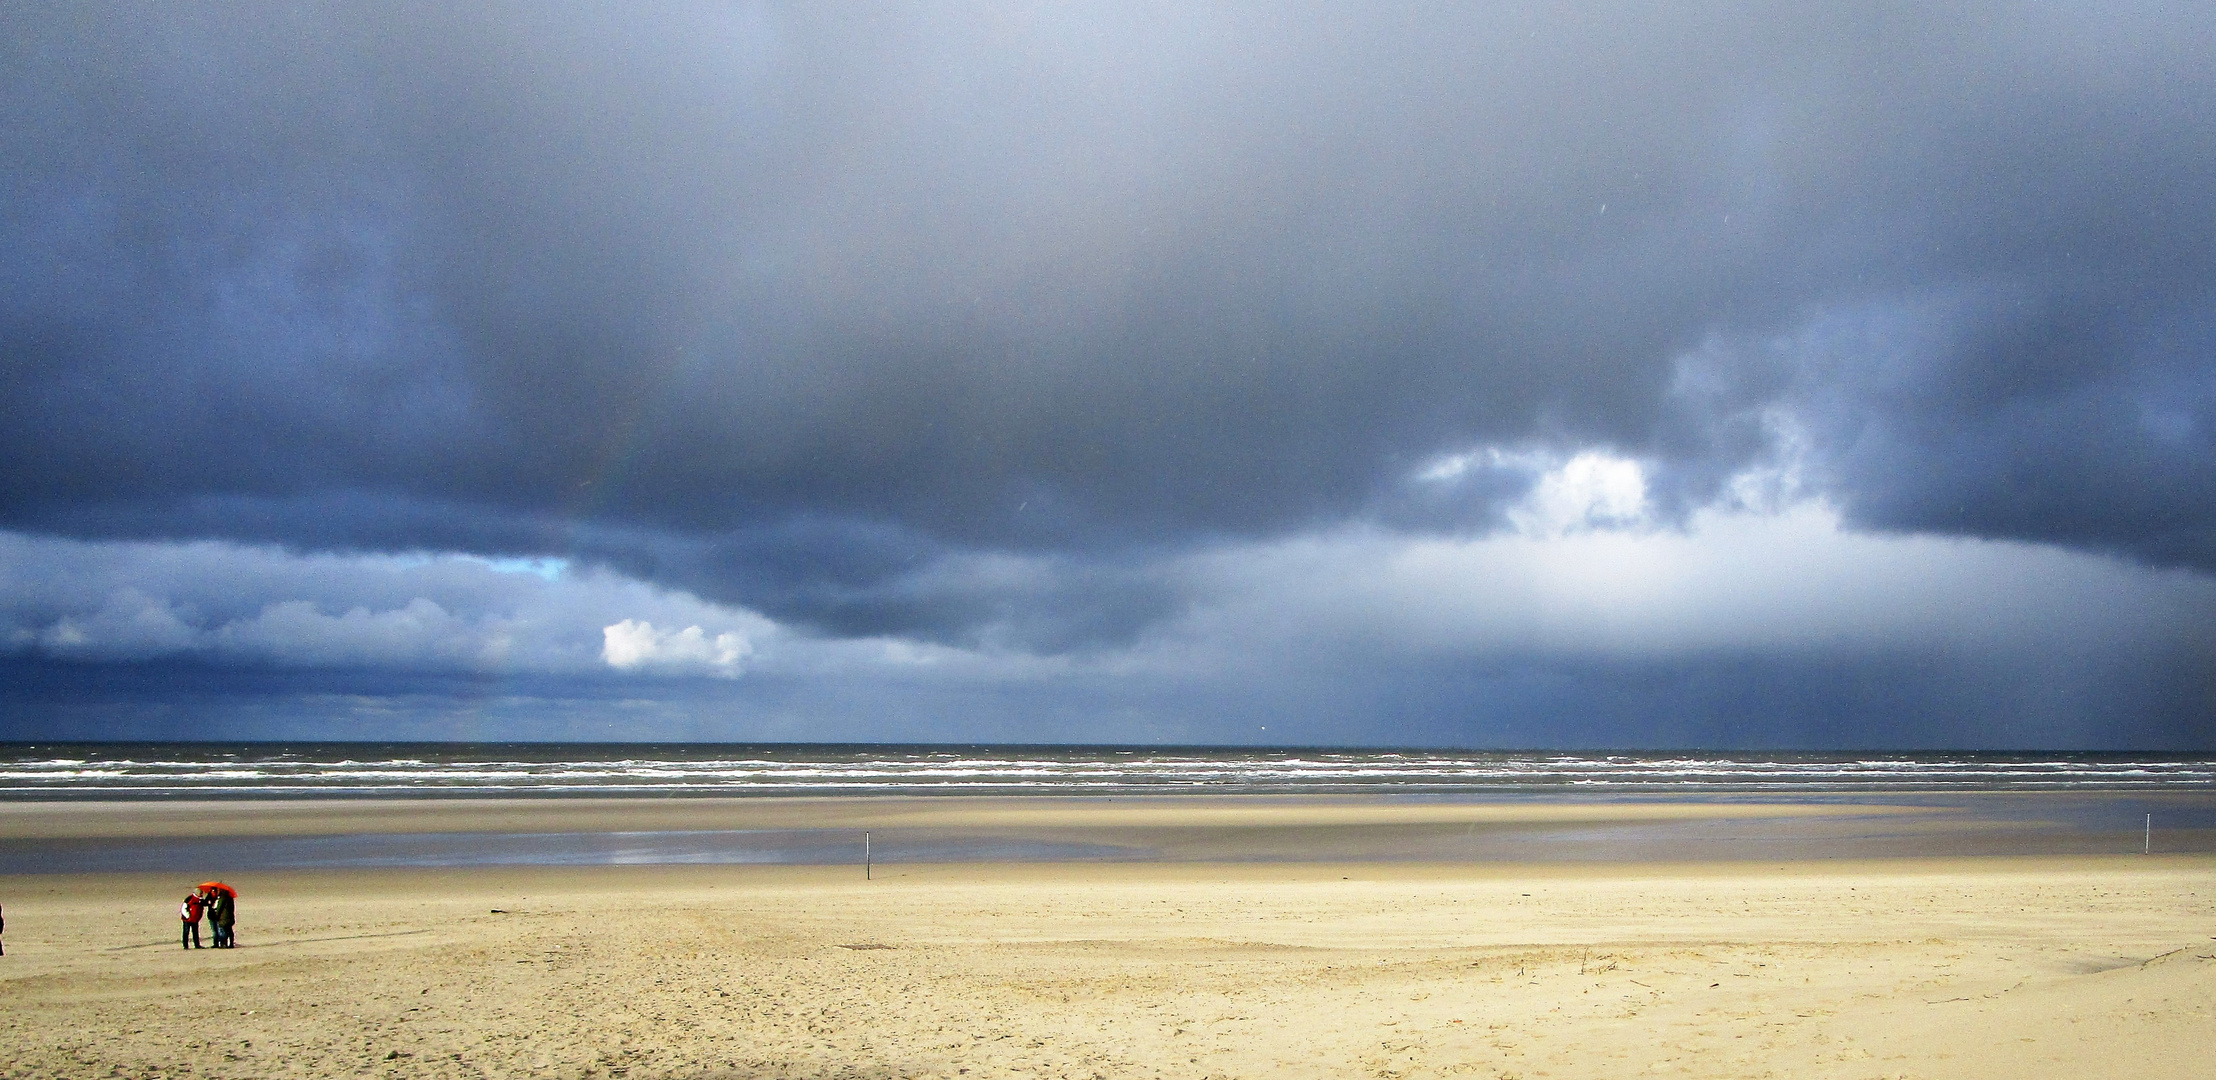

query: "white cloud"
(1506, 451), (1651, 537)
(602, 619), (752, 677)
(1411, 446), (1655, 537)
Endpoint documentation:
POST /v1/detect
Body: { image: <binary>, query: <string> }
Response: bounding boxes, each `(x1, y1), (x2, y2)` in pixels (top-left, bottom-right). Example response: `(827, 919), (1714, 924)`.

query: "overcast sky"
(4, 2), (2212, 747)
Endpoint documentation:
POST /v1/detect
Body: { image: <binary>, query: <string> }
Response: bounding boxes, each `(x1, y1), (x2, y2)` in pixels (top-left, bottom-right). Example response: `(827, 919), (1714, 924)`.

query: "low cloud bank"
(0, 533), (775, 677)
(1, 446), (2209, 747)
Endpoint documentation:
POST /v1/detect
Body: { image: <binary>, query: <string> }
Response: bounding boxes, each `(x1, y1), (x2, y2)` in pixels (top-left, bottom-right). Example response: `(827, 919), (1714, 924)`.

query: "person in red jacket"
(180, 892), (205, 949)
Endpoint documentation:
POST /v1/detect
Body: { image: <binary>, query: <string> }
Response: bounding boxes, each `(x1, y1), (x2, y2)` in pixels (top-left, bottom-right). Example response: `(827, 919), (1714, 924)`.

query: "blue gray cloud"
(0, 533), (772, 676)
(1, 3), (2212, 745)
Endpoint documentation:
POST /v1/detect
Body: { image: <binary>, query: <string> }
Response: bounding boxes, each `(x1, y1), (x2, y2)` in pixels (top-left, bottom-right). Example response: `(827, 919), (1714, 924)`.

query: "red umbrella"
(197, 881), (237, 898)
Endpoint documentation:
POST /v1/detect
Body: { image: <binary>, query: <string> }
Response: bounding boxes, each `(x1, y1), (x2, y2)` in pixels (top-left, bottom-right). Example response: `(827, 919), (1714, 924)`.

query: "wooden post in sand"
(2144, 814), (2151, 855)
(865, 830), (872, 879)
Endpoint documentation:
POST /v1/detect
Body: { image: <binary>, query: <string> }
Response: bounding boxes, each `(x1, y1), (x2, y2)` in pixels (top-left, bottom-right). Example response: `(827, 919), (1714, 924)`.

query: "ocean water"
(1, 745), (2210, 872)
(0, 742), (2209, 799)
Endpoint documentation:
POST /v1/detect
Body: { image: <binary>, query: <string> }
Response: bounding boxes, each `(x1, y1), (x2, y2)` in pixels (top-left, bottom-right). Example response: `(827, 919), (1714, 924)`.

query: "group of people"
(180, 884), (236, 949)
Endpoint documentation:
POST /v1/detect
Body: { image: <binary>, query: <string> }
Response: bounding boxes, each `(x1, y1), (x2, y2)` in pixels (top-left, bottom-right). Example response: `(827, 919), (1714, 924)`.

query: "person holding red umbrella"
(199, 883), (237, 948)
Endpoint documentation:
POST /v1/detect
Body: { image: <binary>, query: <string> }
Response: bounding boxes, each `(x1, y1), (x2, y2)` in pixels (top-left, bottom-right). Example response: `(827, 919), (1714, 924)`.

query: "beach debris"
(838, 943), (896, 950)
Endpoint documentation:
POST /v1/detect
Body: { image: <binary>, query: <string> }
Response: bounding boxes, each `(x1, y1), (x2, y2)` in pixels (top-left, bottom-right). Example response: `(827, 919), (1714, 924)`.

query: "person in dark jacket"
(209, 889), (235, 948)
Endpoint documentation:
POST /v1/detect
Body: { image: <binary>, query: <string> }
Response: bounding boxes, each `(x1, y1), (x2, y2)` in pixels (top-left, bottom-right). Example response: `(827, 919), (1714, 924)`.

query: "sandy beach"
(0, 798), (2211, 1079)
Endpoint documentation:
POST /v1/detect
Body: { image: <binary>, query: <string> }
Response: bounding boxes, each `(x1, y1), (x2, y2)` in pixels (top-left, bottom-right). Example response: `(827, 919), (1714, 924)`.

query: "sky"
(3, 2), (2213, 748)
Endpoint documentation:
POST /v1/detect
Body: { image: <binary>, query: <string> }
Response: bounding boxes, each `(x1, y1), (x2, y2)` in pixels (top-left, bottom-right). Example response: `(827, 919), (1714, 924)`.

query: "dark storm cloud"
(4, 1), (2215, 637)
(1794, 293), (2216, 568)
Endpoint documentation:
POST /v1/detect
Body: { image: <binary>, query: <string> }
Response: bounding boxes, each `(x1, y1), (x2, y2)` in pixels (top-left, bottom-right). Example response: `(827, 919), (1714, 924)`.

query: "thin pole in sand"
(2144, 814), (2151, 855)
(865, 830), (872, 880)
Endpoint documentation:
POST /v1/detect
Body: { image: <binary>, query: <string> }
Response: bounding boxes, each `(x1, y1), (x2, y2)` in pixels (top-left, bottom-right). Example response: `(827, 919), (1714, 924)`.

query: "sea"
(3, 743), (2210, 799)
(1, 744), (2210, 873)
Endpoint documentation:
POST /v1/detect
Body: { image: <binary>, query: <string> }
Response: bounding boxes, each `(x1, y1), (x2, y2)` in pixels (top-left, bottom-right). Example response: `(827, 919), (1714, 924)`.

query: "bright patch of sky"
(468, 556), (570, 580)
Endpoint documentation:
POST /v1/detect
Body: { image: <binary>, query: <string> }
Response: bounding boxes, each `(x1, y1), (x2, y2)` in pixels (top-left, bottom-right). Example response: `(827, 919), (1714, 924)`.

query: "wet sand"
(4, 791), (2205, 871)
(0, 793), (1922, 840)
(0, 798), (2211, 1078)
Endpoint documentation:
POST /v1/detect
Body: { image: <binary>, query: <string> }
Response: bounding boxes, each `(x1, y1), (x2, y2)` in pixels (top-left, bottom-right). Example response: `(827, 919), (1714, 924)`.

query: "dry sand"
(0, 800), (2210, 1079)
